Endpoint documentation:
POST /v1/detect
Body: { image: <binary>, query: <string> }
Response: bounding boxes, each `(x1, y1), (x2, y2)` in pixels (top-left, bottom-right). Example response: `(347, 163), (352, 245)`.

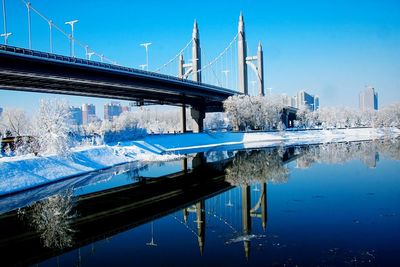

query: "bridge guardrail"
(0, 45), (238, 95)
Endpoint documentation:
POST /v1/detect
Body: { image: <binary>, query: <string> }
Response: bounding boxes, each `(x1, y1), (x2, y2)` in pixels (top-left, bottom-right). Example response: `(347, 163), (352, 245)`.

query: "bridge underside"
(0, 47), (234, 112)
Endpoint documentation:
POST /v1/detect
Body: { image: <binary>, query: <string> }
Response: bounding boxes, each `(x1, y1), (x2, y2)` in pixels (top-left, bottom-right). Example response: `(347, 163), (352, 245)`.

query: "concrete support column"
(192, 152), (205, 169)
(181, 104), (187, 133)
(257, 42), (264, 96)
(238, 12), (248, 95)
(191, 107), (205, 133)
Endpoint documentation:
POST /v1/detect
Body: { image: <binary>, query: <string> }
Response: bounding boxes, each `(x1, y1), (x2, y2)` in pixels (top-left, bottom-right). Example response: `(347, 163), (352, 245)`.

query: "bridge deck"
(0, 45), (238, 111)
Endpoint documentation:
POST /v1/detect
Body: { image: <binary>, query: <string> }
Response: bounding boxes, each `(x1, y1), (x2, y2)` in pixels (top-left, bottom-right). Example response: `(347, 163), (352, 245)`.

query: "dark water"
(1, 140), (400, 267)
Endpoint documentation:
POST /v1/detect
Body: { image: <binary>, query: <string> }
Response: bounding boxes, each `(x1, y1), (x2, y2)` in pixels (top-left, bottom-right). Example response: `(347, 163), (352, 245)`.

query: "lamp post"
(25, 2), (31, 49)
(87, 52), (95, 60)
(222, 70), (230, 88)
(2, 0), (7, 41)
(0, 32), (11, 45)
(65, 20), (78, 57)
(48, 20), (53, 53)
(140, 42), (152, 71)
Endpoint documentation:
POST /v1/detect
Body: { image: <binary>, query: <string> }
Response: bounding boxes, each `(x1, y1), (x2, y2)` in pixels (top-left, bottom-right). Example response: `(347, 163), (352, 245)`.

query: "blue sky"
(1, 0), (400, 116)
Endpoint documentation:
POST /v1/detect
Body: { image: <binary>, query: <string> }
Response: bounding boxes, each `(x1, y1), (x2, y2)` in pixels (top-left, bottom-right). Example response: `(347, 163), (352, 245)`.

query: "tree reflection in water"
(297, 138), (400, 169)
(225, 148), (290, 186)
(18, 190), (76, 249)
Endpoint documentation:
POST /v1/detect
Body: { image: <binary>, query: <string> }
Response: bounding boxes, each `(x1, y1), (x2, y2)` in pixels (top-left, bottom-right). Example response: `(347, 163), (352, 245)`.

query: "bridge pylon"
(238, 13), (265, 96)
(178, 20), (204, 133)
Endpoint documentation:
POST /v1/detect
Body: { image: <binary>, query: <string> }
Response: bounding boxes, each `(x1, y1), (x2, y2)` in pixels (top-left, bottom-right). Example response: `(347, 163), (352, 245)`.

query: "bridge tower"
(179, 20), (204, 133)
(238, 13), (265, 96)
(238, 12), (248, 95)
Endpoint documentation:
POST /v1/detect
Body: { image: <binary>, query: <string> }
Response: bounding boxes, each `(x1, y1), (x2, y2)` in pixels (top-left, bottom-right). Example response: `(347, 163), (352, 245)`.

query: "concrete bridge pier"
(181, 104), (187, 133)
(191, 107), (205, 133)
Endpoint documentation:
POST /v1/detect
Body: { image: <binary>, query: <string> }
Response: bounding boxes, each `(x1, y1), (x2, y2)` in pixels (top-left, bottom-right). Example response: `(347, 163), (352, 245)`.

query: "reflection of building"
(69, 106), (82, 125)
(359, 86), (378, 111)
(363, 151), (379, 169)
(296, 90), (319, 111)
(104, 102), (122, 121)
(82, 104), (96, 125)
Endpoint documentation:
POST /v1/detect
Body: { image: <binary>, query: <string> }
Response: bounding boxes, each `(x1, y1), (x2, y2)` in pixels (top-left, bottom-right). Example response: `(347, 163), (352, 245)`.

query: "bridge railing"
(0, 45), (238, 95)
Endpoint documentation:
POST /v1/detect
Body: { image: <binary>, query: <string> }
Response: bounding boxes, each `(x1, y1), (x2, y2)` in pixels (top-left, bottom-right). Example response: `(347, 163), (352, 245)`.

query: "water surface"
(1, 139), (399, 266)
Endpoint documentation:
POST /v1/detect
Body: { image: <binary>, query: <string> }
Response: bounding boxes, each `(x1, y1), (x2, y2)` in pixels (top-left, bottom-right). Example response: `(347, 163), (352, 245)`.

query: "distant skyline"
(1, 0), (400, 114)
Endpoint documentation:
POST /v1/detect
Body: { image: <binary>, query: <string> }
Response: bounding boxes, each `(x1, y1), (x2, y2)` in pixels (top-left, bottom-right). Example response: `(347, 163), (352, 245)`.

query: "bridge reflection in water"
(0, 146), (307, 266)
(0, 143), (388, 266)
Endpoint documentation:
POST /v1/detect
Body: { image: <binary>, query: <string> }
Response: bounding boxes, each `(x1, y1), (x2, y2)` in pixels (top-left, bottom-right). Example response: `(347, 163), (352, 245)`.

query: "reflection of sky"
(39, 154), (400, 266)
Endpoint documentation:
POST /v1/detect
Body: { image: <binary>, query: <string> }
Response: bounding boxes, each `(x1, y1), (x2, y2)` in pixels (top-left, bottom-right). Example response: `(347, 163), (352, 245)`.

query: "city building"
(359, 86), (378, 111)
(104, 102), (122, 121)
(122, 105), (131, 113)
(69, 106), (82, 125)
(314, 96), (320, 111)
(0, 107), (3, 117)
(296, 90), (319, 111)
(82, 104), (96, 125)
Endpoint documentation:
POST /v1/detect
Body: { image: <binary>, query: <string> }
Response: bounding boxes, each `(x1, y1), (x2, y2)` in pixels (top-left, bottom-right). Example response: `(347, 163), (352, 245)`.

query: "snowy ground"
(0, 127), (399, 196)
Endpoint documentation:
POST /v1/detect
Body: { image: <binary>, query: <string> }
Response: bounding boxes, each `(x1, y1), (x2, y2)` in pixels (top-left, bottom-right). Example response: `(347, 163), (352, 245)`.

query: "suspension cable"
(197, 33), (238, 73)
(154, 38), (193, 73)
(20, 0), (118, 65)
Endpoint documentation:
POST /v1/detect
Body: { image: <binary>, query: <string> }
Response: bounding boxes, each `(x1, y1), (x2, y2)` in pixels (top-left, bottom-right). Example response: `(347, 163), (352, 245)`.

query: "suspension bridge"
(0, 1), (269, 132)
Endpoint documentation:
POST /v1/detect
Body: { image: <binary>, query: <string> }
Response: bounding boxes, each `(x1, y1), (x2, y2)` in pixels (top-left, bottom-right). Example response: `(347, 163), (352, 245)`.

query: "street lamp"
(87, 52), (95, 60)
(25, 2), (31, 49)
(48, 20), (53, 53)
(222, 70), (230, 88)
(0, 32), (11, 45)
(2, 0), (8, 41)
(65, 19), (78, 57)
(140, 42), (152, 71)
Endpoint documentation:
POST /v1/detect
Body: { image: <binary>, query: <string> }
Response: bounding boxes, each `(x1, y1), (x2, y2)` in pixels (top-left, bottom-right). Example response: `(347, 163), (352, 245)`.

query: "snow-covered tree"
(0, 108), (31, 137)
(33, 99), (72, 155)
(204, 112), (229, 131)
(223, 95), (285, 131)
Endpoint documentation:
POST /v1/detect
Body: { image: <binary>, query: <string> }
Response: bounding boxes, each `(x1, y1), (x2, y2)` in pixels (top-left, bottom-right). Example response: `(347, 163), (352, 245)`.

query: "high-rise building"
(359, 86), (378, 111)
(82, 104), (96, 125)
(121, 106), (131, 113)
(69, 106), (82, 125)
(314, 96), (320, 111)
(104, 101), (122, 121)
(296, 90), (319, 111)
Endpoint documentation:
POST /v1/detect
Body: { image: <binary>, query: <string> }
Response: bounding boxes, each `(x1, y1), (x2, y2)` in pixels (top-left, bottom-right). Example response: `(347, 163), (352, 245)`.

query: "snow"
(0, 127), (399, 196)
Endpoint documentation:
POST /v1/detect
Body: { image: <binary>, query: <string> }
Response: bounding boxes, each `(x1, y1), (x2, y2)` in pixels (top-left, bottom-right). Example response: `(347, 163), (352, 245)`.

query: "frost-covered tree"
(204, 112), (229, 131)
(33, 99), (72, 155)
(103, 111), (147, 143)
(0, 108), (31, 137)
(223, 95), (285, 131)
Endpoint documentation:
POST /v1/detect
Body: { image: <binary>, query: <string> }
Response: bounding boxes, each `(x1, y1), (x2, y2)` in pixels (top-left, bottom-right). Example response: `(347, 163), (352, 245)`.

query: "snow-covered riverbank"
(1, 127), (399, 196)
